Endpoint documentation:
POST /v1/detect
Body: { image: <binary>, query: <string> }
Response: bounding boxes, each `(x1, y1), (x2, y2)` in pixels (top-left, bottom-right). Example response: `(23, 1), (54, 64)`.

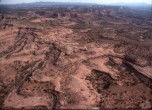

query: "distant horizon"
(0, 0), (151, 5)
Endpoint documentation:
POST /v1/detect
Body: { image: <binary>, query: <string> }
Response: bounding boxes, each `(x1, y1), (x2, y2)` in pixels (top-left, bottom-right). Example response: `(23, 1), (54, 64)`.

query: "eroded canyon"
(0, 4), (152, 109)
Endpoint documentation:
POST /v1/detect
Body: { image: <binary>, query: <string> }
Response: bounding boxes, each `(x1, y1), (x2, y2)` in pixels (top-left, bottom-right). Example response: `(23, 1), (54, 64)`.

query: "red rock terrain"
(0, 4), (152, 109)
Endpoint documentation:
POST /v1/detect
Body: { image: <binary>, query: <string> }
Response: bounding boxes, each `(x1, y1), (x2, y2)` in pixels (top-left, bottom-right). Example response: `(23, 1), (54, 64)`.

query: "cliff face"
(0, 5), (152, 109)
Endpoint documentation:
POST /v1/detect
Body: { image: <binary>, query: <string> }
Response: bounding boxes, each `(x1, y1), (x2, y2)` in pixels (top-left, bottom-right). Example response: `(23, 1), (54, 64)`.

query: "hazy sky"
(1, 0), (152, 4)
